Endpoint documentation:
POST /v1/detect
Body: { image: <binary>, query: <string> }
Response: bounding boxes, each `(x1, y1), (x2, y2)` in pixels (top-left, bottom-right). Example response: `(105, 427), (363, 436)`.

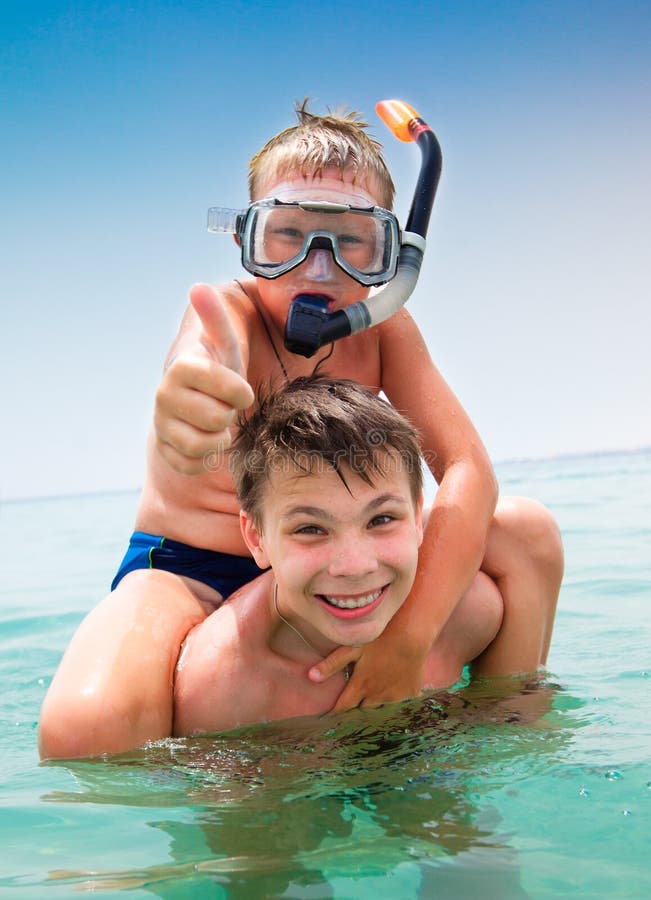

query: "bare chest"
(213, 658), (349, 732)
(247, 324), (382, 392)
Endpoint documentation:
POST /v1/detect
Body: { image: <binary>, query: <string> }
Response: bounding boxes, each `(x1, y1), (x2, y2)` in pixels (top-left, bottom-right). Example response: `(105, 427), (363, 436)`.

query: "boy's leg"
(38, 569), (207, 759)
(474, 496), (564, 676)
(422, 571), (503, 688)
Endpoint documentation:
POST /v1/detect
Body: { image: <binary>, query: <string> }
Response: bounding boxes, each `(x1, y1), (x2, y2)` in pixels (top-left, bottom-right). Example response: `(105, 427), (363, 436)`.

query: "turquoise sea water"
(1, 449), (650, 899)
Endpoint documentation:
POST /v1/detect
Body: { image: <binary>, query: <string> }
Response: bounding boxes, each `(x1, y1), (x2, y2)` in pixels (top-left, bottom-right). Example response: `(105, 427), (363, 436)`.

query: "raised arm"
(154, 283), (255, 474)
(379, 309), (498, 648)
(316, 308), (498, 707)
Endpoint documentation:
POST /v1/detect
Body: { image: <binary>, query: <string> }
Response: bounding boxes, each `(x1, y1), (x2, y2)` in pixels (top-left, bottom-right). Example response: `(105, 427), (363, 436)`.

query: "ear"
(240, 510), (271, 568)
(415, 492), (425, 548)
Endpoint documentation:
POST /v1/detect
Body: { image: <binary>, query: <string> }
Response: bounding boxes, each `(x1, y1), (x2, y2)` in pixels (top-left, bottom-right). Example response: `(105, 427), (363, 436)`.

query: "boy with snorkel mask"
(39, 101), (562, 760)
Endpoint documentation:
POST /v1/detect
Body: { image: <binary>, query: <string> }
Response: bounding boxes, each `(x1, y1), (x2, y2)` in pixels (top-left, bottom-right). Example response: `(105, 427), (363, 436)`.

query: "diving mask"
(208, 198), (401, 286)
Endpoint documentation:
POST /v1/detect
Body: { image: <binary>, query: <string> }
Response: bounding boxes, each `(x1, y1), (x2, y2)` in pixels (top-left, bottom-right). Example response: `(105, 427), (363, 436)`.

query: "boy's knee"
(438, 572), (503, 668)
(39, 680), (172, 759)
(38, 571), (205, 759)
(40, 686), (111, 759)
(465, 571), (504, 648)
(112, 568), (209, 632)
(495, 497), (564, 581)
(39, 693), (108, 760)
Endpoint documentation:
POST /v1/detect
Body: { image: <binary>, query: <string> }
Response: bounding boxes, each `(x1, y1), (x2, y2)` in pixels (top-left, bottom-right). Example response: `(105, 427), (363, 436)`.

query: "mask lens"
(330, 212), (385, 275)
(245, 201), (398, 283)
(252, 205), (306, 267)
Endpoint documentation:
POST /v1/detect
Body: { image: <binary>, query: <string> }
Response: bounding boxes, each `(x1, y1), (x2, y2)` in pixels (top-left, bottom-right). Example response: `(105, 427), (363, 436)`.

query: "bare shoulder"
(219, 278), (259, 328)
(377, 309), (489, 471)
(176, 603), (242, 691)
(174, 604), (248, 736)
(377, 308), (443, 400)
(173, 579), (273, 736)
(377, 306), (426, 343)
(166, 279), (257, 361)
(176, 278), (263, 346)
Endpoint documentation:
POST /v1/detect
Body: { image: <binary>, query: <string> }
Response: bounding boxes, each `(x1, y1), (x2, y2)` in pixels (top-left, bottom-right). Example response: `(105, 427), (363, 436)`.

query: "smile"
(316, 587), (387, 620)
(321, 588), (382, 609)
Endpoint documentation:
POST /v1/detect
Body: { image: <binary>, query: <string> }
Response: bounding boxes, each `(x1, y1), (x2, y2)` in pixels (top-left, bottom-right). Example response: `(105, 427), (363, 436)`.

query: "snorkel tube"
(284, 99), (442, 357)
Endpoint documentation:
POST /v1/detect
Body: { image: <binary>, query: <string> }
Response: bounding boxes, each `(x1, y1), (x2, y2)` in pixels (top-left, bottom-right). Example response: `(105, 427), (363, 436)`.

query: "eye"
(294, 524), (326, 536)
(338, 232), (364, 246)
(265, 225), (304, 246)
(368, 513), (395, 528)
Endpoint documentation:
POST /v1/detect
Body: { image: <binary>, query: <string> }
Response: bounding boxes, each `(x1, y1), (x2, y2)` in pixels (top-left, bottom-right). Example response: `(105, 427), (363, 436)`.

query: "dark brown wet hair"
(231, 375), (422, 527)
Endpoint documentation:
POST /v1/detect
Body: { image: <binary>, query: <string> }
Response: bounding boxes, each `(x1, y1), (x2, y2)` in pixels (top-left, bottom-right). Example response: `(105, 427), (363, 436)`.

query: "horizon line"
(3, 444), (650, 507)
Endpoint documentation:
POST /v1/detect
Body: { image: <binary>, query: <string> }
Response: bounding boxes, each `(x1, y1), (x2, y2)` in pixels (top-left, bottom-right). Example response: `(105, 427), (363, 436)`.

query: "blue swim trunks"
(111, 531), (264, 599)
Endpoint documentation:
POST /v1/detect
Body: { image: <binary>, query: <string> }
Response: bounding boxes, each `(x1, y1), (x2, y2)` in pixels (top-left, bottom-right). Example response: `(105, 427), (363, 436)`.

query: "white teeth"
(322, 589), (382, 610)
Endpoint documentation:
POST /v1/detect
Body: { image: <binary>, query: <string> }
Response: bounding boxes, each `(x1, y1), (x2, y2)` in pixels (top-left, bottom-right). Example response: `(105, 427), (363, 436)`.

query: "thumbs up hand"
(154, 284), (255, 475)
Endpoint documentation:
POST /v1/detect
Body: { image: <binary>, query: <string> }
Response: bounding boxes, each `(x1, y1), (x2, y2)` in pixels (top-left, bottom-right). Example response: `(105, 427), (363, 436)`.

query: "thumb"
(190, 283), (243, 374)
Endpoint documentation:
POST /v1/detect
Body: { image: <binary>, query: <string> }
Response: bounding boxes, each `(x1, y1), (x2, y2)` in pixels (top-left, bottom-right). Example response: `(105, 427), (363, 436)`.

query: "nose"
(304, 248), (336, 281)
(327, 534), (379, 579)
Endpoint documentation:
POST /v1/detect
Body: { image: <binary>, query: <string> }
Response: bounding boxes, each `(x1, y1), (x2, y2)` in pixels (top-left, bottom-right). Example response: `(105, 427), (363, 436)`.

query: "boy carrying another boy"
(39, 102), (563, 760)
(174, 376), (505, 736)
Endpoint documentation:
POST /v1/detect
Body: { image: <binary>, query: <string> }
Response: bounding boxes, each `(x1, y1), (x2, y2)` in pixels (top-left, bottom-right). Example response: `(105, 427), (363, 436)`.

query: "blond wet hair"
(248, 99), (396, 210)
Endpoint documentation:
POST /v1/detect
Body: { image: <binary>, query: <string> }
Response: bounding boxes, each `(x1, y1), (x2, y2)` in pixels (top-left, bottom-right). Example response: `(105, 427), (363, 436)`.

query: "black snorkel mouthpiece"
(284, 100), (442, 357)
(284, 296), (350, 357)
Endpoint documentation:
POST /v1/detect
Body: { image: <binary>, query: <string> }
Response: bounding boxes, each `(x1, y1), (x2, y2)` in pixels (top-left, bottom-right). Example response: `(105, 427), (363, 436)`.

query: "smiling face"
(251, 169), (382, 333)
(240, 454), (423, 658)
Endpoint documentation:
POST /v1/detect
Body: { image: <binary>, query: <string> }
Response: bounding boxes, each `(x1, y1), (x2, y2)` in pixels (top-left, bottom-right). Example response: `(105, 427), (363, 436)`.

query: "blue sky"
(1, 0), (650, 500)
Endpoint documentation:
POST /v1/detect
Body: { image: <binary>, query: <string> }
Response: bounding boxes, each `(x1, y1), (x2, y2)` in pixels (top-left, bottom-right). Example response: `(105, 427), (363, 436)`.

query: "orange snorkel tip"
(376, 99), (430, 143)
